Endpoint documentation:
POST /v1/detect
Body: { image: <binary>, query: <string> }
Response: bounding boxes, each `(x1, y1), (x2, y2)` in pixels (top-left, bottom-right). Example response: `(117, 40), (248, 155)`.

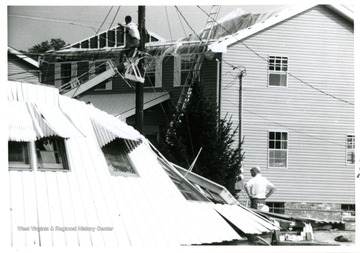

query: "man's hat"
(251, 166), (261, 173)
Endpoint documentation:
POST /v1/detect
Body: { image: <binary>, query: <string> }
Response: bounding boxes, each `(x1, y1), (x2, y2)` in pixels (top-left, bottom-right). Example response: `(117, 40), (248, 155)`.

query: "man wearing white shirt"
(244, 166), (276, 209)
(118, 15), (140, 59)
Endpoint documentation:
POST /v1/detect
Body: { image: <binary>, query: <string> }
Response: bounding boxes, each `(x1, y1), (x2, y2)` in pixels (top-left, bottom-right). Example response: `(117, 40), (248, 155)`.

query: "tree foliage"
(163, 82), (244, 195)
(27, 38), (67, 58)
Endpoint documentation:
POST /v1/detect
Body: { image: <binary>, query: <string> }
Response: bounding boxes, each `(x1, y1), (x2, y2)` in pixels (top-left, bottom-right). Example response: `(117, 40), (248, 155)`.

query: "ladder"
(176, 5), (221, 111)
(59, 61), (118, 97)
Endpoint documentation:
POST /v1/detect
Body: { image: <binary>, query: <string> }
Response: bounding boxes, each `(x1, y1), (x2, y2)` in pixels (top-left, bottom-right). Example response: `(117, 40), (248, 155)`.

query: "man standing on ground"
(244, 166), (276, 209)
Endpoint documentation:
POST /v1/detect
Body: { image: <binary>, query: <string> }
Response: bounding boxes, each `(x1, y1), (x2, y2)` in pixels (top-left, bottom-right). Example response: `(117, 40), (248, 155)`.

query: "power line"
(164, 6), (173, 41)
(174, 6), (202, 41)
(196, 6), (354, 106)
(9, 14), (98, 33)
(108, 6), (121, 29)
(175, 7), (187, 38)
(96, 6), (113, 34)
(222, 97), (348, 148)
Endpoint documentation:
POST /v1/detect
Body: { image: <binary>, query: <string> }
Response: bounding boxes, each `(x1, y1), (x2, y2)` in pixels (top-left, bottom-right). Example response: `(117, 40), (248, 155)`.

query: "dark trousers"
(250, 198), (266, 209)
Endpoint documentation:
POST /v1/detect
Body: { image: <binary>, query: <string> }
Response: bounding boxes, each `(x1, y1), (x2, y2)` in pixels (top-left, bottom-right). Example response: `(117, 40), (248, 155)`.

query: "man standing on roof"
(118, 15), (140, 59)
(244, 166), (276, 209)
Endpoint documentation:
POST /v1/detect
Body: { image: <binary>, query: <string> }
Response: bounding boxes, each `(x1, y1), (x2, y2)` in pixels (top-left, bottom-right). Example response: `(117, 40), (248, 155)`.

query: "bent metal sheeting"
(7, 81), (241, 246)
(7, 81), (276, 247)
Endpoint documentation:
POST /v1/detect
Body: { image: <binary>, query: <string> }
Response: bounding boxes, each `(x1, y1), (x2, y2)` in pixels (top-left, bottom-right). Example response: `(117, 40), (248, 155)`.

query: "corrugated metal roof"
(7, 81), (278, 246)
(8, 82), (84, 140)
(213, 204), (279, 235)
(79, 92), (170, 120)
(90, 105), (142, 146)
(7, 81), (242, 246)
(8, 100), (37, 141)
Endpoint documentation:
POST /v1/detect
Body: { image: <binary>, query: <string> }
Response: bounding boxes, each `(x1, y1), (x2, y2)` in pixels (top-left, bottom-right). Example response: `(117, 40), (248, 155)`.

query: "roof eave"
(209, 4), (353, 53)
(8, 46), (40, 68)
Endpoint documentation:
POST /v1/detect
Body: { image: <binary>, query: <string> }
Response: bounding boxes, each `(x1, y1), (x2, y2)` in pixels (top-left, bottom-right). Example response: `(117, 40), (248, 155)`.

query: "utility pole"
(238, 68), (246, 149)
(135, 6), (145, 133)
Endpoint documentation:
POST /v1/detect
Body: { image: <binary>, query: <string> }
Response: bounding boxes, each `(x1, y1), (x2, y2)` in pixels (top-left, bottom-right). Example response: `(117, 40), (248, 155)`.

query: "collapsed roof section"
(8, 81), (279, 246)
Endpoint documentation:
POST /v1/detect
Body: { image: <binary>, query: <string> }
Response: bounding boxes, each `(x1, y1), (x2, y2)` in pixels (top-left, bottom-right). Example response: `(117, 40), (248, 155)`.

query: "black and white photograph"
(4, 1), (358, 252)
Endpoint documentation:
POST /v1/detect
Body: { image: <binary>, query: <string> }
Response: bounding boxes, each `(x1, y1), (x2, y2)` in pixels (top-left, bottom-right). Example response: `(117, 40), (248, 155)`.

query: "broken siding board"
(230, 205), (275, 233)
(196, 202), (242, 242)
(214, 204), (261, 234)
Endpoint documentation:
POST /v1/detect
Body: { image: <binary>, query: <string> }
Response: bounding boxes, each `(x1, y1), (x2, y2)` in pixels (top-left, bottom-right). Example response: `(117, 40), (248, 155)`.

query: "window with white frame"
(101, 138), (137, 176)
(144, 57), (162, 88)
(173, 55), (193, 87)
(93, 61), (112, 90)
(346, 135), (355, 165)
(268, 131), (288, 168)
(181, 57), (193, 86)
(36, 137), (69, 171)
(8, 141), (31, 170)
(268, 56), (288, 86)
(61, 63), (72, 85)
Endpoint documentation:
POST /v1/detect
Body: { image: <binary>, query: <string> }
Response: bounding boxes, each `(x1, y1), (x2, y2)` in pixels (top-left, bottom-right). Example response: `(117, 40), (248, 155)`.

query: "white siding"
(8, 60), (40, 84)
(221, 6), (354, 203)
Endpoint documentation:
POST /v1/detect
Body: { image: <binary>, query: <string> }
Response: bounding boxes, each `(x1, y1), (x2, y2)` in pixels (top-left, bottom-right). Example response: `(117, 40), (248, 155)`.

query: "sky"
(7, 4), (285, 51)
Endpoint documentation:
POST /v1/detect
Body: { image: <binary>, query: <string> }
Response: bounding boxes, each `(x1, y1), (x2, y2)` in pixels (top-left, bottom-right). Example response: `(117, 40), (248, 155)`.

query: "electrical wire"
(164, 6), (173, 41)
(174, 6), (202, 41)
(108, 6), (121, 30)
(222, 97), (349, 148)
(196, 6), (354, 106)
(96, 6), (113, 34)
(9, 14), (98, 33)
(175, 7), (188, 38)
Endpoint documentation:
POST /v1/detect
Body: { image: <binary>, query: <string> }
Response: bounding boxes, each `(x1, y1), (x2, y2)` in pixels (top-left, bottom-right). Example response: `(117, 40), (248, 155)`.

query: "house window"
(268, 131), (288, 168)
(266, 202), (285, 214)
(346, 135), (355, 165)
(268, 56), (288, 86)
(144, 58), (156, 87)
(61, 63), (72, 85)
(36, 137), (69, 171)
(341, 204), (355, 216)
(93, 61), (112, 90)
(144, 57), (162, 88)
(94, 61), (107, 90)
(181, 57), (193, 85)
(8, 141), (31, 170)
(102, 138), (137, 176)
(158, 158), (208, 201)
